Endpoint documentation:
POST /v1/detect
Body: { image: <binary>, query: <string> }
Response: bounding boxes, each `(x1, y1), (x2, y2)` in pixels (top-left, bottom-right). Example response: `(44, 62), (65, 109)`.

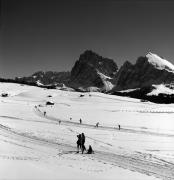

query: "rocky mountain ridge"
(69, 50), (118, 91)
(113, 52), (174, 91)
(2, 50), (174, 103)
(14, 50), (118, 92)
(15, 71), (71, 87)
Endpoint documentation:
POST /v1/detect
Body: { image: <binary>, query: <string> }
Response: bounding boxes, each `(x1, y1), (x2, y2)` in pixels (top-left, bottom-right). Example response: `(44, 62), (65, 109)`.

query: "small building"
(1, 93), (8, 97)
(46, 101), (54, 105)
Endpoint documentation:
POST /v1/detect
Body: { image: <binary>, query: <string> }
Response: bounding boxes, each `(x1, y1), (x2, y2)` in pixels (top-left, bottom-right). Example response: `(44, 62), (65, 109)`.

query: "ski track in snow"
(33, 105), (174, 179)
(33, 107), (174, 138)
(1, 104), (174, 179)
(0, 120), (174, 180)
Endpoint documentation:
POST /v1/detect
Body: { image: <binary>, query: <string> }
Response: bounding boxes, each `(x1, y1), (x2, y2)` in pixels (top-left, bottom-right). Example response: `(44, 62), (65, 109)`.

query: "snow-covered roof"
(146, 52), (174, 72)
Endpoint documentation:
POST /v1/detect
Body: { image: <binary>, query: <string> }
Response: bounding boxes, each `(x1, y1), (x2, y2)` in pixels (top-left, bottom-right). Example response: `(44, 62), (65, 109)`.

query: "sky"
(1, 0), (174, 78)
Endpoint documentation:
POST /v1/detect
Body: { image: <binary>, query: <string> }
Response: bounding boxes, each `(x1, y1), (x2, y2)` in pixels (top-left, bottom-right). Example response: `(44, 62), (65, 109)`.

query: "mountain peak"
(70, 50), (118, 91)
(146, 52), (174, 72)
(112, 52), (174, 91)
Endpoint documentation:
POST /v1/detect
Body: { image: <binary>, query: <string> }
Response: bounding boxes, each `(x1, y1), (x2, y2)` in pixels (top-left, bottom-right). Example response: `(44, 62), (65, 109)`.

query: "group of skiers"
(79, 118), (121, 130)
(39, 110), (123, 155)
(78, 118), (121, 130)
(42, 112), (121, 131)
(76, 133), (94, 154)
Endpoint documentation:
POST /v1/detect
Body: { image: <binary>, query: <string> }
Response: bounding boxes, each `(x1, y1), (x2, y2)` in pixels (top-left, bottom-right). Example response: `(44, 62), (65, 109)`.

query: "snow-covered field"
(0, 83), (174, 180)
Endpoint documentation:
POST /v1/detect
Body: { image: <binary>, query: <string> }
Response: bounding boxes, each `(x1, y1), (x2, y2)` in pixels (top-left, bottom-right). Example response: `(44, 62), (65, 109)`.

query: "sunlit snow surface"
(97, 71), (114, 91)
(147, 84), (174, 96)
(146, 52), (174, 72)
(0, 83), (174, 180)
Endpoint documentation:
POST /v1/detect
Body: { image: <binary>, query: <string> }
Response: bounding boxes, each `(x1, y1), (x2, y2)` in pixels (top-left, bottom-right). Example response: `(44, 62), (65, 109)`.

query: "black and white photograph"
(0, 0), (174, 179)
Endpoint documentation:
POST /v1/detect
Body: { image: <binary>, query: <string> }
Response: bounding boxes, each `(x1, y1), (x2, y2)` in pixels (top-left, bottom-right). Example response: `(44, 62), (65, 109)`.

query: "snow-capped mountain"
(146, 52), (174, 72)
(113, 52), (174, 91)
(2, 50), (174, 102)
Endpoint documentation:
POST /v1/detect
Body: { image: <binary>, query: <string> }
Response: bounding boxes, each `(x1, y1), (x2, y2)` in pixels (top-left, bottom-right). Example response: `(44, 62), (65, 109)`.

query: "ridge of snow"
(102, 81), (114, 91)
(97, 71), (112, 80)
(36, 80), (43, 86)
(86, 86), (100, 92)
(146, 52), (174, 72)
(147, 84), (174, 96)
(97, 71), (114, 91)
(120, 88), (140, 93)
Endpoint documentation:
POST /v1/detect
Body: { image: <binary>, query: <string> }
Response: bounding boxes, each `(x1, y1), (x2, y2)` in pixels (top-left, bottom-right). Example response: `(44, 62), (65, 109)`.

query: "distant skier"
(81, 133), (86, 154)
(87, 145), (94, 154)
(118, 124), (121, 130)
(44, 111), (46, 116)
(76, 134), (82, 153)
(79, 118), (82, 124)
(59, 120), (61, 125)
(95, 122), (99, 128)
(70, 117), (72, 120)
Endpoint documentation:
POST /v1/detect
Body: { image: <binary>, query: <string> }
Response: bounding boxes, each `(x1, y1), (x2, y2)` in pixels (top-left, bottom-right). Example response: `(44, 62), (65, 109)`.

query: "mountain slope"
(69, 50), (118, 91)
(15, 71), (71, 86)
(147, 52), (174, 72)
(113, 52), (174, 91)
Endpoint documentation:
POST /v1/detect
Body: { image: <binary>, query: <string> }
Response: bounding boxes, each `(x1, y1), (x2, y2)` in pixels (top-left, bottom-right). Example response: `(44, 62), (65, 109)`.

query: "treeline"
(0, 78), (57, 89)
(2, 78), (174, 103)
(112, 86), (174, 104)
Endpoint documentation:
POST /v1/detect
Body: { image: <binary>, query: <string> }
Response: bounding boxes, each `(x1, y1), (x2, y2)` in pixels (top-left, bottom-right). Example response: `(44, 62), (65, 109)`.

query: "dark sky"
(1, 0), (174, 78)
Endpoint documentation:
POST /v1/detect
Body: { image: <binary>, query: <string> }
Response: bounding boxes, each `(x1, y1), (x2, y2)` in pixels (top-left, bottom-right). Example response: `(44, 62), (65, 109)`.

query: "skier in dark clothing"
(87, 145), (94, 154)
(118, 124), (121, 130)
(95, 122), (99, 128)
(81, 133), (86, 154)
(44, 111), (46, 116)
(76, 134), (81, 153)
(79, 118), (82, 124)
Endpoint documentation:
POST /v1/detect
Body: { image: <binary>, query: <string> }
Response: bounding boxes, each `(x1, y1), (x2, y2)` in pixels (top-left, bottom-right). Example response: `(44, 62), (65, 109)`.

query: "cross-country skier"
(79, 118), (82, 124)
(81, 133), (86, 154)
(76, 134), (81, 153)
(95, 122), (99, 128)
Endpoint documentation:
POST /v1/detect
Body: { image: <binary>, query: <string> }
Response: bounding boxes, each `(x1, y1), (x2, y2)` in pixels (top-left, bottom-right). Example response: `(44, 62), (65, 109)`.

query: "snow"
(0, 82), (174, 179)
(36, 80), (44, 86)
(120, 88), (140, 93)
(97, 71), (114, 91)
(97, 71), (112, 80)
(147, 84), (174, 96)
(86, 86), (100, 92)
(146, 52), (174, 72)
